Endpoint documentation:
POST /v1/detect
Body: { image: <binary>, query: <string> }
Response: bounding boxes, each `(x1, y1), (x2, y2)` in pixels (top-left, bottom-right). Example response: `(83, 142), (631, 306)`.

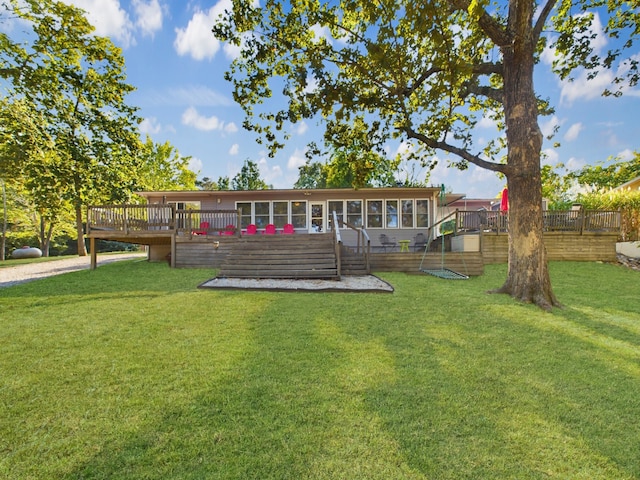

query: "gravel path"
(0, 253), (148, 288)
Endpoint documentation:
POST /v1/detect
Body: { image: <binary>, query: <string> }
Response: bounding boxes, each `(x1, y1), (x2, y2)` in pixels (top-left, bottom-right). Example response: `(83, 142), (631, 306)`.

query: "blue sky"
(61, 0), (640, 199)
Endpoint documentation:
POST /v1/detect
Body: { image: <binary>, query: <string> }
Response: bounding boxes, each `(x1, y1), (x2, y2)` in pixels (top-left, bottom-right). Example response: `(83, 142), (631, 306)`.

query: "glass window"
(367, 200), (383, 228)
(386, 200), (398, 228)
(401, 200), (414, 228)
(273, 201), (289, 228)
(255, 201), (270, 228)
(347, 200), (362, 227)
(291, 201), (307, 229)
(237, 202), (252, 228)
(416, 199), (429, 228)
(328, 200), (343, 230)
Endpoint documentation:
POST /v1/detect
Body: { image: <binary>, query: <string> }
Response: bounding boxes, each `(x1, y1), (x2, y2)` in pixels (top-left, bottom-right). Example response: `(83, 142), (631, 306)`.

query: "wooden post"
(90, 237), (97, 270)
(170, 234), (176, 268)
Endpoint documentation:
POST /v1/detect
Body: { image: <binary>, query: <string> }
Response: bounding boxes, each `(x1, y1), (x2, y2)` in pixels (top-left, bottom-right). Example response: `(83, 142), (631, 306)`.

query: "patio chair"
(281, 223), (295, 234)
(379, 233), (396, 252)
(219, 224), (237, 236)
(243, 224), (257, 235)
(413, 233), (428, 252)
(192, 221), (209, 235)
(262, 223), (276, 235)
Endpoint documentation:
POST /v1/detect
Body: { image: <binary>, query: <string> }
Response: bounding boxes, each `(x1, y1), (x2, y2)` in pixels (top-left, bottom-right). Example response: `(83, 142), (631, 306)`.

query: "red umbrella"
(500, 187), (509, 211)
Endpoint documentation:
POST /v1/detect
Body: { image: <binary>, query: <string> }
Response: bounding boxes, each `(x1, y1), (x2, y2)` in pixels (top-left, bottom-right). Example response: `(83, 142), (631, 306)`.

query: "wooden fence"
(455, 209), (621, 235)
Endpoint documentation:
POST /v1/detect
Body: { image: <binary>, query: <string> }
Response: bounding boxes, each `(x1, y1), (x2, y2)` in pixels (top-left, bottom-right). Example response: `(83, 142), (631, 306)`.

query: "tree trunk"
(75, 202), (87, 256)
(491, 23), (561, 310)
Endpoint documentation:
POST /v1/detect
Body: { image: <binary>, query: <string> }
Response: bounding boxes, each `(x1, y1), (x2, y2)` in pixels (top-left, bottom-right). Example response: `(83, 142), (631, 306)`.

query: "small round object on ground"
(11, 247), (43, 259)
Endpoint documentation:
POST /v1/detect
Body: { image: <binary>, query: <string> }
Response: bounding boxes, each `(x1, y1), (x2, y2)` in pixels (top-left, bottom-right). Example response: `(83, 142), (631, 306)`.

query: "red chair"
(281, 223), (295, 234)
(262, 224), (276, 235)
(192, 221), (209, 235)
(243, 224), (257, 235)
(219, 224), (237, 236)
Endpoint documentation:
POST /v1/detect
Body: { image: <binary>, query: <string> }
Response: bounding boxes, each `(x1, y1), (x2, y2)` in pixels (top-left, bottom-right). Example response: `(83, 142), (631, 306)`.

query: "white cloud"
(541, 148), (560, 166)
(564, 122), (583, 142)
(565, 156), (586, 171)
(540, 115), (562, 139)
(287, 148), (308, 170)
(560, 69), (615, 105)
(189, 156), (203, 173)
(477, 115), (497, 129)
(64, 0), (135, 47)
(257, 156), (283, 184)
(223, 122), (238, 133)
(181, 106), (237, 132)
(310, 23), (331, 43)
(616, 148), (634, 161)
(139, 117), (162, 134)
(174, 1), (232, 60)
(394, 141), (415, 158)
(294, 121), (308, 136)
(229, 144), (239, 155)
(132, 0), (163, 38)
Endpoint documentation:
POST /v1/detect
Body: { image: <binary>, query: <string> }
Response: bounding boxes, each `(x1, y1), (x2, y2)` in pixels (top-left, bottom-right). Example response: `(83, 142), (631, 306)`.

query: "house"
(86, 187), (621, 277)
(613, 175), (640, 192)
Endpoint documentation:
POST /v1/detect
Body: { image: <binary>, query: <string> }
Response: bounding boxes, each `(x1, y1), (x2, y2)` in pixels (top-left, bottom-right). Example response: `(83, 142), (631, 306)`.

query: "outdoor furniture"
(219, 224), (236, 235)
(399, 239), (411, 252)
(192, 221), (209, 235)
(262, 224), (276, 235)
(379, 234), (396, 252)
(281, 223), (295, 234)
(413, 233), (428, 252)
(243, 224), (257, 235)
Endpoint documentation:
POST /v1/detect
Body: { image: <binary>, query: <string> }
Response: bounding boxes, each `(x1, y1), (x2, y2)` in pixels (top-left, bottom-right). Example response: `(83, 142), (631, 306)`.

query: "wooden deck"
(86, 205), (621, 276)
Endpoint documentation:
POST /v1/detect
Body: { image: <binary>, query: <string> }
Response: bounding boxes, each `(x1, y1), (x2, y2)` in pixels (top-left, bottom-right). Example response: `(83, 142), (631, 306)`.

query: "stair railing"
(335, 214), (371, 274)
(331, 211), (342, 280)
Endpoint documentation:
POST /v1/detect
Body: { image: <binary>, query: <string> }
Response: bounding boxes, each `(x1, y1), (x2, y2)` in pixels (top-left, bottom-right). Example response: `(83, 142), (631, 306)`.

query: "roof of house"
(613, 175), (640, 192)
(137, 186), (466, 204)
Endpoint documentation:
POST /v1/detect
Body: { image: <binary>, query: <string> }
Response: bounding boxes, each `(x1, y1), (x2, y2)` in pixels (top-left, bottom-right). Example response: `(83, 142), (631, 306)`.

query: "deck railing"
(88, 204), (175, 233)
(455, 209), (621, 235)
(175, 209), (241, 236)
(87, 205), (241, 236)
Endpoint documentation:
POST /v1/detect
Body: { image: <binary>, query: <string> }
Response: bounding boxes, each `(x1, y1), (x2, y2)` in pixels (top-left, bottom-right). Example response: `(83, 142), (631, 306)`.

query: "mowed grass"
(1, 259), (640, 479)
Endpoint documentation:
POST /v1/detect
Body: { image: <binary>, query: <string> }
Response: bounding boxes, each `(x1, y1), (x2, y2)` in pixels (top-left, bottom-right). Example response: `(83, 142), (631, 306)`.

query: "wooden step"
(218, 233), (339, 280)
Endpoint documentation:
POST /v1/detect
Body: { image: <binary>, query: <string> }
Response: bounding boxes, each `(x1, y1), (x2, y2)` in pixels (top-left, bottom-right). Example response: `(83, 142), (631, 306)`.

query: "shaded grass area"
(1, 260), (639, 479)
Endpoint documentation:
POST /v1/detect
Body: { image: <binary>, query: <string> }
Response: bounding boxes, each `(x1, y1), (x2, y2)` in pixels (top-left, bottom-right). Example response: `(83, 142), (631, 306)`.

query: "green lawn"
(1, 259), (639, 479)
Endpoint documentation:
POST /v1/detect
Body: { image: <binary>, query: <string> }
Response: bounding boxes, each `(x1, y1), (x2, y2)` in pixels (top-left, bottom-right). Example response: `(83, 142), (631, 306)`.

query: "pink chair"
(281, 223), (295, 234)
(243, 224), (257, 235)
(262, 224), (276, 235)
(219, 224), (237, 236)
(192, 221), (209, 235)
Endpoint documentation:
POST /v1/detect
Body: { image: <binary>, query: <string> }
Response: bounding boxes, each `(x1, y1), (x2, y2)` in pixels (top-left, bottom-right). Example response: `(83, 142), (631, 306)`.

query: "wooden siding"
(174, 236), (234, 269)
(371, 252), (483, 276)
(481, 232), (619, 264)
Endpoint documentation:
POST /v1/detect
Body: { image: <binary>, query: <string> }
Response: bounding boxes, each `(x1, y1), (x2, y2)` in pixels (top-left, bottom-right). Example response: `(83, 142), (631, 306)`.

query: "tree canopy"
(231, 159), (271, 190)
(1, 0), (142, 255)
(213, 0), (639, 309)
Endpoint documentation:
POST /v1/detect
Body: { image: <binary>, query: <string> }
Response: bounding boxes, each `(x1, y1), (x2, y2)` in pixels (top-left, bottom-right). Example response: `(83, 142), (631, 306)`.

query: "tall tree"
(294, 147), (399, 189)
(0, 0), (141, 256)
(196, 176), (231, 190)
(136, 136), (197, 192)
(214, 0), (638, 309)
(231, 159), (270, 190)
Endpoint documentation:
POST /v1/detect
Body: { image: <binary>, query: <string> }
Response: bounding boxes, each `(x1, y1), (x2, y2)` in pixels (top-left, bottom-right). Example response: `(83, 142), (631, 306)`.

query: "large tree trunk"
(75, 202), (87, 256)
(491, 14), (561, 310)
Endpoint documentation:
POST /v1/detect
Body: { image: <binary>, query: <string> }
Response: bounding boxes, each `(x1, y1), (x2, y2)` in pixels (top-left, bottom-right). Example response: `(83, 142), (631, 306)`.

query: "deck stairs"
(217, 234), (339, 279)
(339, 245), (369, 275)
